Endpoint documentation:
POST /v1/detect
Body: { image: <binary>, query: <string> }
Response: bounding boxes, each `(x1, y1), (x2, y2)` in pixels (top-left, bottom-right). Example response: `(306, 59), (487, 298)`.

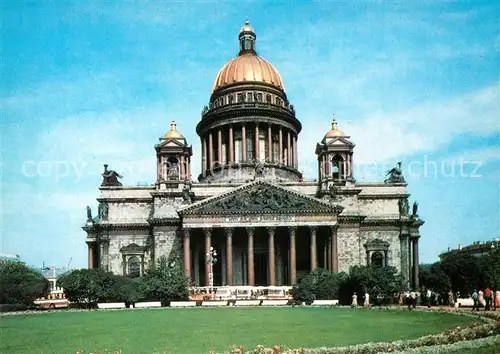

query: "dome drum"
(198, 162), (302, 183)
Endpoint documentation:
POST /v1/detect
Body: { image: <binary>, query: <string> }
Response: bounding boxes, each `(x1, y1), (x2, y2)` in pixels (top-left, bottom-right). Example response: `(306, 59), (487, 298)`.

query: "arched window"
(371, 252), (384, 267)
(128, 256), (140, 277)
(167, 157), (179, 180)
(331, 155), (344, 180)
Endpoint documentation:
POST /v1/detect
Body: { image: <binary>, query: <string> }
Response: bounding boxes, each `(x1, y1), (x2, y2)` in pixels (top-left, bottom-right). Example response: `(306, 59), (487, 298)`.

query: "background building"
(439, 239), (500, 260)
(0, 253), (23, 264)
(83, 21), (424, 289)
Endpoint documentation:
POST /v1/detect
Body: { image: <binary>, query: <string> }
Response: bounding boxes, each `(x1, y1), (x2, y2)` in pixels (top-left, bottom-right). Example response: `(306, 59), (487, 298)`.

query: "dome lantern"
(238, 19), (256, 55)
(162, 121), (185, 140)
(324, 114), (345, 139)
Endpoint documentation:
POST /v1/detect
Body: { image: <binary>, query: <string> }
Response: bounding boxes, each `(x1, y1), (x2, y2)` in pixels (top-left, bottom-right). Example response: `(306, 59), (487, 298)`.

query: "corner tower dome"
(212, 20), (285, 93)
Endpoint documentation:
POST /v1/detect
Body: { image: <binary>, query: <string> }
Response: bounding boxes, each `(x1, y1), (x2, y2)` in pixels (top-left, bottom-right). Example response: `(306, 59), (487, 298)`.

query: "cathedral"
(83, 21), (424, 290)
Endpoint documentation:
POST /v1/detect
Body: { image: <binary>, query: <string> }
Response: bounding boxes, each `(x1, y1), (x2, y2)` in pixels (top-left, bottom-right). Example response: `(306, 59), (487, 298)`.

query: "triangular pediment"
(179, 181), (343, 216)
(325, 136), (355, 147)
(155, 138), (185, 148)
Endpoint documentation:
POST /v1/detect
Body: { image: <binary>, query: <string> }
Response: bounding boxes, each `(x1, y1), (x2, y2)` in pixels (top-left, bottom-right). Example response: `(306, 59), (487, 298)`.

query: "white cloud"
(297, 84), (499, 180)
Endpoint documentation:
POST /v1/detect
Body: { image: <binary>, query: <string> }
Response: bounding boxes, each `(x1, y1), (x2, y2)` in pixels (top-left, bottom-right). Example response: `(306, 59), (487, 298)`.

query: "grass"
(0, 307), (480, 354)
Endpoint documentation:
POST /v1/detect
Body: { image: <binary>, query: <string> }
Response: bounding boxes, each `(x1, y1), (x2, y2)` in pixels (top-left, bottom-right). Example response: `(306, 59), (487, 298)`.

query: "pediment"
(325, 136), (355, 147)
(120, 243), (145, 254)
(364, 238), (389, 250)
(179, 181), (343, 216)
(155, 138), (185, 148)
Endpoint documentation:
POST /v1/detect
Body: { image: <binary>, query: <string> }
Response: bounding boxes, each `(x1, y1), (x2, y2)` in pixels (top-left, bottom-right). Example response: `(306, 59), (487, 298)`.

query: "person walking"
(427, 289), (432, 308)
(478, 289), (484, 309)
(448, 290), (455, 307)
(484, 287), (492, 311)
(364, 291), (370, 307)
(495, 290), (500, 310)
(351, 292), (358, 307)
(472, 290), (479, 311)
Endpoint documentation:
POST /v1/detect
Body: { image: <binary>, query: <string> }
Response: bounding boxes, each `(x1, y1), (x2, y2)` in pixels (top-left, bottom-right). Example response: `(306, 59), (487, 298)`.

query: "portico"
(179, 180), (342, 286)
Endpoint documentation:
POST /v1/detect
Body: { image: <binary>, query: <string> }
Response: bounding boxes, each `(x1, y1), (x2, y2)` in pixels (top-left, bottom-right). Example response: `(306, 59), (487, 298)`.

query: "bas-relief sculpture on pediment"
(181, 182), (341, 216)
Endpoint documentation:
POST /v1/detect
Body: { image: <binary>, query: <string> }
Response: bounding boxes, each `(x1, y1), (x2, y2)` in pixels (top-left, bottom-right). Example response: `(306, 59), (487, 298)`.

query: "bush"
(0, 303), (31, 312)
(0, 261), (49, 307)
(108, 275), (144, 305)
(57, 268), (115, 308)
(140, 254), (189, 305)
(291, 268), (340, 305)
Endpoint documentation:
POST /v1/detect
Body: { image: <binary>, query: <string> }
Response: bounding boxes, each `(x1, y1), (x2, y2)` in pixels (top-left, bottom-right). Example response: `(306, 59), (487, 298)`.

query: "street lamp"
(206, 246), (217, 299)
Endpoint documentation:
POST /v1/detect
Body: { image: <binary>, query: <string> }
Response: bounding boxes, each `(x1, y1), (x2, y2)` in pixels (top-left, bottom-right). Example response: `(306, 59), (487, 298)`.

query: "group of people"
(351, 292), (371, 307)
(471, 288), (500, 311)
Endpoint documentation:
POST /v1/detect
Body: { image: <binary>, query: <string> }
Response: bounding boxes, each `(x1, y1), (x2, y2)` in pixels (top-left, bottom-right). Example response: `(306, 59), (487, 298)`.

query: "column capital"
(226, 227), (234, 236)
(287, 226), (297, 235)
(267, 227), (276, 236)
(310, 226), (317, 235)
(203, 228), (212, 237)
(183, 228), (191, 237)
(246, 227), (255, 236)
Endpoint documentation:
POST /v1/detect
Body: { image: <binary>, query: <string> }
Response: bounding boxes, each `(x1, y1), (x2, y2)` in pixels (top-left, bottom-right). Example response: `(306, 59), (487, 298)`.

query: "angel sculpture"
(101, 164), (123, 186)
(384, 162), (406, 184)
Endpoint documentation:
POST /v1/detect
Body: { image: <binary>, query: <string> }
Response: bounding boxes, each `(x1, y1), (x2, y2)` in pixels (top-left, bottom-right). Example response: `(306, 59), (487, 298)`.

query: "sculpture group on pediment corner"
(254, 161), (265, 176)
(398, 198), (409, 216)
(385, 162), (405, 184)
(328, 184), (338, 199)
(98, 201), (108, 220)
(101, 164), (123, 187)
(205, 185), (316, 213)
(182, 180), (193, 204)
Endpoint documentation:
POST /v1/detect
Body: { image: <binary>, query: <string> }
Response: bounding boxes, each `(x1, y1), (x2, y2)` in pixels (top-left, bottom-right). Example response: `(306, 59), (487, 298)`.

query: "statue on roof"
(385, 162), (405, 184)
(101, 164), (123, 187)
(412, 201), (419, 218)
(86, 206), (92, 222)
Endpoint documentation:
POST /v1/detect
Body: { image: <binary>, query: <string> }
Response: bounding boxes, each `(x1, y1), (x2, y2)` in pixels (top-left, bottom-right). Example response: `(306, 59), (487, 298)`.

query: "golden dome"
(213, 53), (285, 92)
(324, 118), (345, 138)
(212, 20), (285, 93)
(163, 121), (184, 139)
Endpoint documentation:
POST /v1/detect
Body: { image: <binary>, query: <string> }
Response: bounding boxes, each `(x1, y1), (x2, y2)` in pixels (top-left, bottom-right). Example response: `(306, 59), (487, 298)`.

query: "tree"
(481, 247), (500, 290)
(57, 269), (114, 308)
(141, 254), (189, 305)
(0, 261), (49, 307)
(338, 265), (401, 305)
(440, 253), (481, 295)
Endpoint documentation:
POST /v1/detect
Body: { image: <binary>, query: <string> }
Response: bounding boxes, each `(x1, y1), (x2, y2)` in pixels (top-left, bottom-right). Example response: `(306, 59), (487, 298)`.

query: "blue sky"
(1, 1), (499, 269)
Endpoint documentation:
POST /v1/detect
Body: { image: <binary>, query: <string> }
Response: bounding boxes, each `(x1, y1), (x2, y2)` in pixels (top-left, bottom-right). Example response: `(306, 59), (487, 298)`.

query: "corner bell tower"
(155, 121), (192, 184)
(315, 115), (355, 184)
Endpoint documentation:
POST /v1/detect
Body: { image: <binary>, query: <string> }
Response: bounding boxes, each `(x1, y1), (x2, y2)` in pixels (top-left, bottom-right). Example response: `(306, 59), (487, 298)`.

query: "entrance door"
(254, 252), (268, 286)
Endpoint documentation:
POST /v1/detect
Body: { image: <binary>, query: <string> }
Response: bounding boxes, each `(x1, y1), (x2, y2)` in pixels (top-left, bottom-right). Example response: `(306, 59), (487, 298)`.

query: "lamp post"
(206, 246), (217, 299)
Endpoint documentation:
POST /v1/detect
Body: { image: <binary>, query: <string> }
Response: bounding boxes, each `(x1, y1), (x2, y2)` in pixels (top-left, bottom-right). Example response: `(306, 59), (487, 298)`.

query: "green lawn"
(0, 307), (480, 354)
